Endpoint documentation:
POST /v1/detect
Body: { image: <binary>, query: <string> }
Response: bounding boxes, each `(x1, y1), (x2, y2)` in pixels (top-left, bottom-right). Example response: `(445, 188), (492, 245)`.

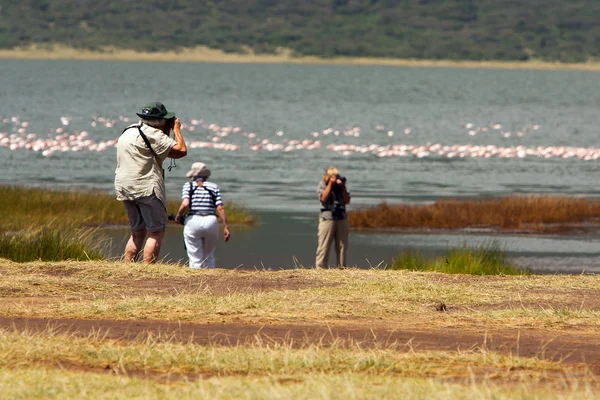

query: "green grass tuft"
(388, 243), (528, 275)
(387, 250), (429, 272)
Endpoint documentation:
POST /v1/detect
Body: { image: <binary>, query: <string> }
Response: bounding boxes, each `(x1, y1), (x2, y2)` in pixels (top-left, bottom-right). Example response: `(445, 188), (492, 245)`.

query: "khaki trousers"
(315, 218), (349, 268)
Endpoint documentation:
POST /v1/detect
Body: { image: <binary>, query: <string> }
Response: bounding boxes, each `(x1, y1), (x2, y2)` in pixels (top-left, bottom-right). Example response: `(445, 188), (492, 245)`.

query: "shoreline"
(350, 222), (600, 236)
(1, 45), (600, 71)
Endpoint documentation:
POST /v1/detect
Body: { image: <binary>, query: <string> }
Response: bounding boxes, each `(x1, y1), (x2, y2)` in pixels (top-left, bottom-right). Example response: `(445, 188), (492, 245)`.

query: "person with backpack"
(115, 102), (187, 263)
(174, 162), (230, 268)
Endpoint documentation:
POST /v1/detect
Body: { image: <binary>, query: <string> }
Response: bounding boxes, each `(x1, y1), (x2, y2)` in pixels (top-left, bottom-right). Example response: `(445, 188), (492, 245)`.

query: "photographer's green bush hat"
(136, 102), (176, 119)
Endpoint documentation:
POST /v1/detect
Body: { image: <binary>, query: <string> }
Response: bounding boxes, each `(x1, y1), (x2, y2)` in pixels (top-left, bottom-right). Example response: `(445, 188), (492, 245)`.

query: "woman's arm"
(216, 204), (230, 242)
(175, 198), (190, 224)
(319, 175), (337, 202)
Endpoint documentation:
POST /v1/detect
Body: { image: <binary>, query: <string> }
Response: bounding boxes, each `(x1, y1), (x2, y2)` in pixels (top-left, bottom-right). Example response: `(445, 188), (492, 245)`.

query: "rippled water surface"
(2, 60), (600, 271)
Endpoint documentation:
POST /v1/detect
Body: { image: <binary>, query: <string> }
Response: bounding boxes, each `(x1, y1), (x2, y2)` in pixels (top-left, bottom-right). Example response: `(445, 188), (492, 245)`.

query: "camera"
(336, 175), (347, 184)
(165, 118), (176, 136)
(168, 213), (185, 225)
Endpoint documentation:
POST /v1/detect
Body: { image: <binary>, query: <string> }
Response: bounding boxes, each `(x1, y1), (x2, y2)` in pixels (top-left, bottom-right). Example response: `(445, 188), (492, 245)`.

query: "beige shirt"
(114, 122), (177, 206)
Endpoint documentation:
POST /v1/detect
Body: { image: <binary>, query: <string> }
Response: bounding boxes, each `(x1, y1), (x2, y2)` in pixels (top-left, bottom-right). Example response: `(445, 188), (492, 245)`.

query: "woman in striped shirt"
(175, 162), (230, 268)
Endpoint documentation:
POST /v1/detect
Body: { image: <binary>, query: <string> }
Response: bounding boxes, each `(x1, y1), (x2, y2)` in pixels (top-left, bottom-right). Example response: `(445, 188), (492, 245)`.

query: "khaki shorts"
(122, 194), (167, 233)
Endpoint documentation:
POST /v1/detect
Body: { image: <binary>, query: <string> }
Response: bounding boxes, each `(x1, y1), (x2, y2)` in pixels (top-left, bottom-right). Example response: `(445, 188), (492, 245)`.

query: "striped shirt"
(182, 181), (223, 216)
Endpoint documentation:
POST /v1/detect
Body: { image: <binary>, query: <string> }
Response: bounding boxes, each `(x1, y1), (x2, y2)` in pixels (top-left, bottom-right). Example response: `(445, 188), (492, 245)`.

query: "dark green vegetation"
(1, 0), (598, 62)
(388, 244), (527, 275)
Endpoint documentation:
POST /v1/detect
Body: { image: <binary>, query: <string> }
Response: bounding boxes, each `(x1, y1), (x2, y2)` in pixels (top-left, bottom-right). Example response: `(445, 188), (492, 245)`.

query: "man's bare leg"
(124, 229), (147, 262)
(144, 229), (165, 263)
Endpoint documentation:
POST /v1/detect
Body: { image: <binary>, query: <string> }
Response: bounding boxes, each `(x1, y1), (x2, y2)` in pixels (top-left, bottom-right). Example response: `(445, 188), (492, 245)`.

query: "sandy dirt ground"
(2, 45), (600, 71)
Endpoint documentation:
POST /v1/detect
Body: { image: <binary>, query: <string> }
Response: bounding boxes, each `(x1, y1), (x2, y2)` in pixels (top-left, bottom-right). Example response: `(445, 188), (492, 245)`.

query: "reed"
(0, 225), (108, 262)
(388, 244), (527, 275)
(0, 186), (255, 231)
(218, 200), (255, 225)
(349, 195), (600, 233)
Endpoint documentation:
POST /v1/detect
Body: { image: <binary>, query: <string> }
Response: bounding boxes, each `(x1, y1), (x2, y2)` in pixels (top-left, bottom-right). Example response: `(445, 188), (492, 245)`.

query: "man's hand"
(223, 226), (231, 242)
(167, 118), (187, 159)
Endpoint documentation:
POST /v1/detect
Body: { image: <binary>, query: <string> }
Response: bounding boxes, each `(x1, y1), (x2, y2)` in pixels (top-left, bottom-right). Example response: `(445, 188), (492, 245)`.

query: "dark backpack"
(188, 182), (217, 213)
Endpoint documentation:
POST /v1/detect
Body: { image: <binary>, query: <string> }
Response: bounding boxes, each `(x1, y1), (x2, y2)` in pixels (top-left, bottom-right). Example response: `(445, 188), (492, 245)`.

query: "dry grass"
(0, 329), (559, 377)
(0, 329), (593, 399)
(1, 261), (600, 397)
(2, 44), (600, 71)
(0, 261), (599, 330)
(348, 196), (600, 233)
(2, 368), (595, 400)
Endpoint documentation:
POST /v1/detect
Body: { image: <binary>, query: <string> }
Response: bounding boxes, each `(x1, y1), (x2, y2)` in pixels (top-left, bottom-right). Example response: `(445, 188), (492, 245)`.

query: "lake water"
(2, 59), (600, 272)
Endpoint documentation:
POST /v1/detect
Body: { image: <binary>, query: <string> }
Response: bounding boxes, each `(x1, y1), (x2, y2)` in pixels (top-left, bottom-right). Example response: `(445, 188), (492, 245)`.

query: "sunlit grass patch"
(1, 263), (600, 330)
(349, 196), (600, 233)
(0, 330), (596, 399)
(4, 368), (596, 400)
(0, 330), (574, 379)
(0, 225), (109, 263)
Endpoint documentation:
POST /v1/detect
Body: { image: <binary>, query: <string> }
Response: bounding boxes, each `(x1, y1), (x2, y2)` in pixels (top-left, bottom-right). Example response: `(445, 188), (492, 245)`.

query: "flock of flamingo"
(1, 115), (598, 161)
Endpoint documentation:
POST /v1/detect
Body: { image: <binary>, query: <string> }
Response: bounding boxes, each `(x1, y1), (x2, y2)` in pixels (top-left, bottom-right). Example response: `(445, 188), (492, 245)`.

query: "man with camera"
(114, 102), (187, 263)
(316, 167), (351, 268)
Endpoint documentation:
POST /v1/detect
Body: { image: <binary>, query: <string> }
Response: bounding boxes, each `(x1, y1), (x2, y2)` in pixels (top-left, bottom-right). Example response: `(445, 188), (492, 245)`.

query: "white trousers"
(183, 215), (219, 268)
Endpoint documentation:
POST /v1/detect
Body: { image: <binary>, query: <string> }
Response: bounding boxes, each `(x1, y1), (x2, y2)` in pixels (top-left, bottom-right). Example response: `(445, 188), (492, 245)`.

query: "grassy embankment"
(1, 187), (595, 273)
(0, 262), (598, 398)
(2, 44), (600, 71)
(0, 186), (255, 262)
(349, 195), (600, 234)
